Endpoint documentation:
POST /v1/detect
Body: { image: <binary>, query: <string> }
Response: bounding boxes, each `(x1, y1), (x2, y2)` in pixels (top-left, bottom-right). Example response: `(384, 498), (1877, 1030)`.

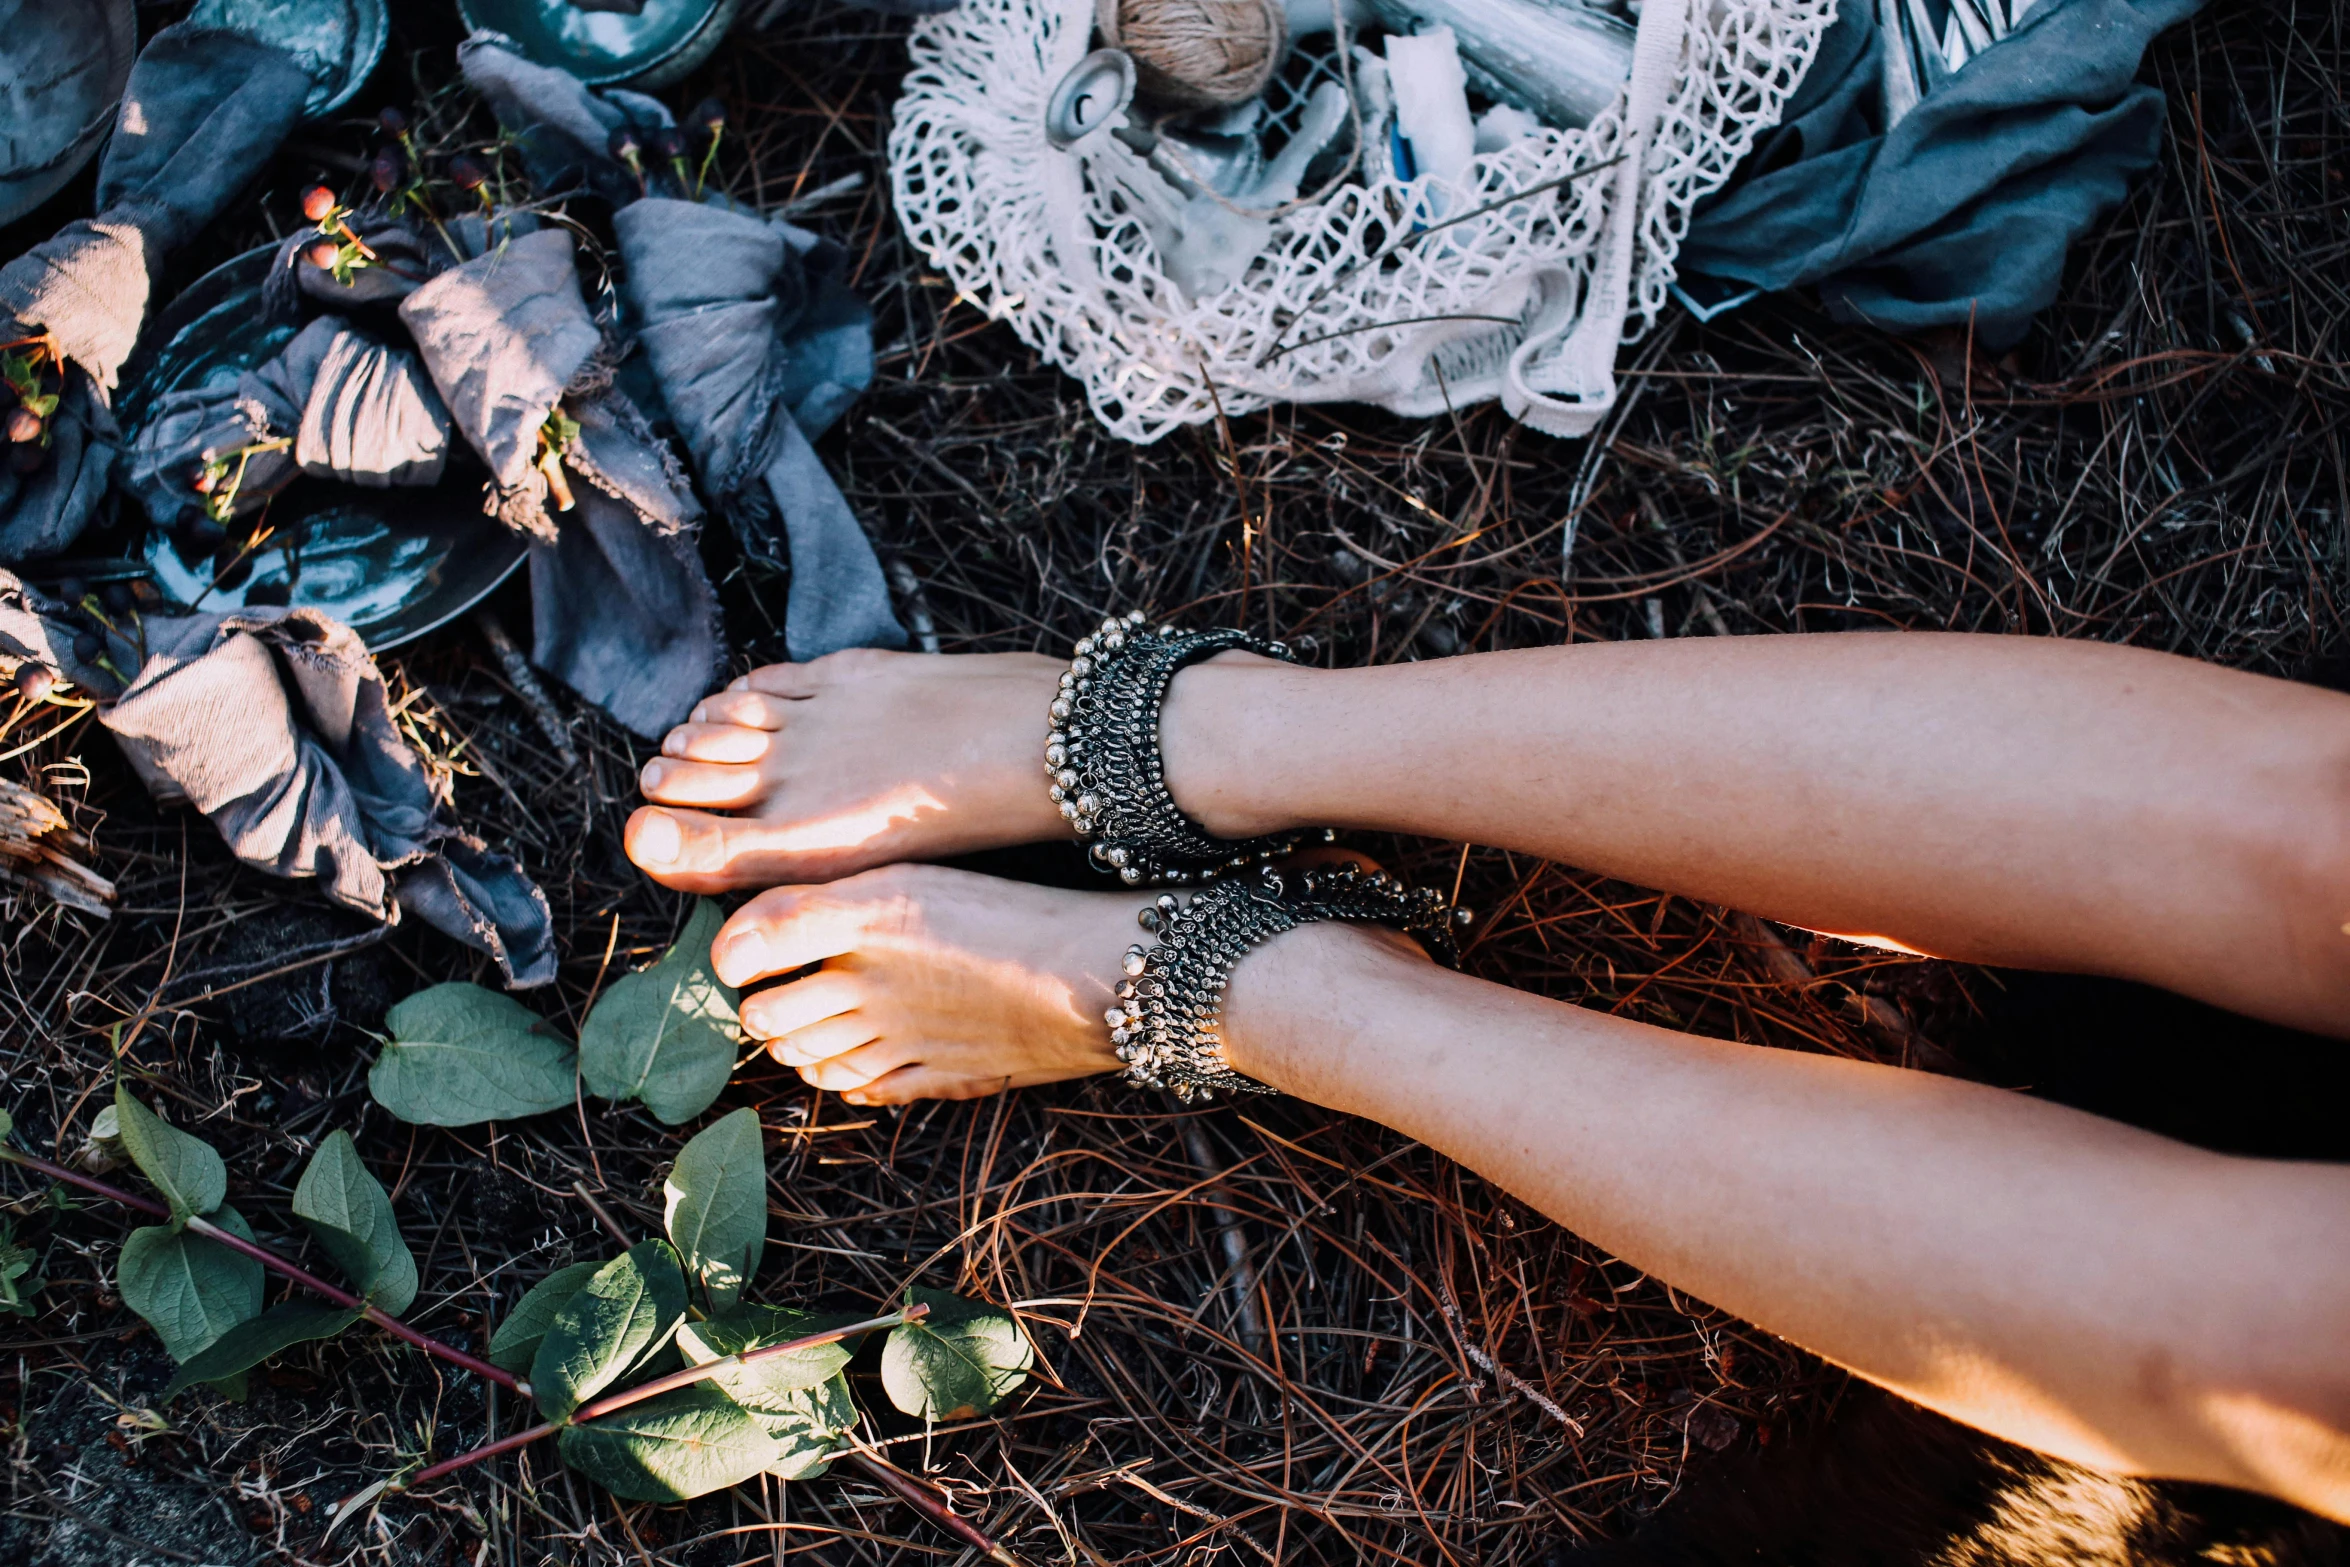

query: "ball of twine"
(1095, 0), (1290, 110)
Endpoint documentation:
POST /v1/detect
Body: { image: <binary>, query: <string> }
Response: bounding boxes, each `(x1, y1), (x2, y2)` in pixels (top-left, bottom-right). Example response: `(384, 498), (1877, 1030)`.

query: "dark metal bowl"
(0, 0), (137, 229)
(456, 0), (742, 89)
(117, 245), (528, 652)
(185, 0), (390, 121)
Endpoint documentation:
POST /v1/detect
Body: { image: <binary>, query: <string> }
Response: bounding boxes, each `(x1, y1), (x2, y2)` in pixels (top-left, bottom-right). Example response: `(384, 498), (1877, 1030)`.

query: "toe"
(798, 1036), (919, 1092)
(845, 1066), (1012, 1105)
(623, 806), (893, 893)
(770, 1014), (885, 1069)
(714, 882), (889, 987)
(740, 970), (864, 1041)
(730, 661), (824, 698)
(640, 756), (763, 808)
(691, 690), (793, 730)
(661, 722), (776, 764)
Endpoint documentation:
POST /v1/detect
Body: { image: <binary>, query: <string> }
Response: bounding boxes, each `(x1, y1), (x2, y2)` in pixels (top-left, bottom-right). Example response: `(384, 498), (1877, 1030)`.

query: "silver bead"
(1137, 908), (1160, 932)
(1049, 697), (1071, 721)
(1058, 799), (1079, 820)
(1055, 768), (1079, 790)
(1102, 631), (1126, 652)
(1075, 636), (1095, 656)
(1120, 865), (1145, 885)
(1156, 894), (1179, 917)
(1071, 656), (1093, 677)
(1105, 1007), (1128, 1029)
(1049, 784), (1067, 802)
(1126, 609), (1146, 624)
(1106, 846), (1130, 868)
(1075, 793), (1101, 815)
(1123, 946), (1148, 976)
(1045, 744), (1067, 767)
(1048, 730), (1068, 747)
(1455, 906), (1476, 925)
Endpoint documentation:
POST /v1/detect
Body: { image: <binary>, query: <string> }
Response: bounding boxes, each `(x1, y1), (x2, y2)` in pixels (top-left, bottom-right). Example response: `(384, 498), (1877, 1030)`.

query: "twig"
(0, 1145), (525, 1395)
(398, 1306), (928, 1491)
(475, 610), (579, 768)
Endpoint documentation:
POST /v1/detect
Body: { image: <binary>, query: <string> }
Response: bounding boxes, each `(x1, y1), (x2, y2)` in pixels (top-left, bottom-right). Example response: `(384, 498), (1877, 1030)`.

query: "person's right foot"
(625, 648), (1075, 894)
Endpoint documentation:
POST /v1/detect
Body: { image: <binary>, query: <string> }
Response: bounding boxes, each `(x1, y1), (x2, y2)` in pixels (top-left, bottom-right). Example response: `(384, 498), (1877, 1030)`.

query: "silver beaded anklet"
(1045, 611), (1307, 886)
(1106, 860), (1472, 1101)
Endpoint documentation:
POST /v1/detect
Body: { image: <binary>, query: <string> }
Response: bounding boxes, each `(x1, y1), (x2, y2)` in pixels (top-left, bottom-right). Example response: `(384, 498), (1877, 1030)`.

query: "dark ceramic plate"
(117, 245), (528, 652)
(185, 0), (390, 120)
(457, 0), (741, 88)
(0, 0), (137, 228)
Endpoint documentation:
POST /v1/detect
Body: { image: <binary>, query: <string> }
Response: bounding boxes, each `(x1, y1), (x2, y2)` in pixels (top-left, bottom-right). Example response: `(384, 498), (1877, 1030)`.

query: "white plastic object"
(1384, 28), (1475, 188)
(888, 0), (1834, 443)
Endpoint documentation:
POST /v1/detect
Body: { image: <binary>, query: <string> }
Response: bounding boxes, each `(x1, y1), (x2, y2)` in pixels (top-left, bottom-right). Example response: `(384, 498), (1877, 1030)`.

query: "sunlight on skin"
(740, 782), (956, 855)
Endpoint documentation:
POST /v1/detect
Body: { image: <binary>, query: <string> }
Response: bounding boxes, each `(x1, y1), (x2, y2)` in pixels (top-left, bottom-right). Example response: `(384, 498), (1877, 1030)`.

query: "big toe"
(625, 805), (869, 892)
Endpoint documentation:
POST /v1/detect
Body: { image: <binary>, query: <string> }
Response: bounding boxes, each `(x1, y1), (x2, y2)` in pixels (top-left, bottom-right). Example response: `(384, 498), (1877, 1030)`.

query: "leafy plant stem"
(847, 1451), (1031, 1567)
(398, 1305), (929, 1491)
(0, 1145), (525, 1395)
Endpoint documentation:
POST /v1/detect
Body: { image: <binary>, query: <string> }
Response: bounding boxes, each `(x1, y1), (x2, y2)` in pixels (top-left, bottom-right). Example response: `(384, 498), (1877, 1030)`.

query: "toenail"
(662, 732), (685, 757)
(634, 810), (682, 865)
(641, 759), (668, 790)
(717, 932), (767, 981)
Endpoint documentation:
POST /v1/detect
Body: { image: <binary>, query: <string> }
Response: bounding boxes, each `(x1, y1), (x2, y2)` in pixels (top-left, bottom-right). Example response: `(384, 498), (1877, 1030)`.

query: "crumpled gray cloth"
(0, 23), (308, 562)
(400, 225), (600, 533)
(1680, 0), (2205, 350)
(400, 225), (722, 737)
(460, 34), (906, 662)
(126, 316), (451, 532)
(457, 32), (676, 207)
(614, 200), (902, 660)
(0, 571), (555, 987)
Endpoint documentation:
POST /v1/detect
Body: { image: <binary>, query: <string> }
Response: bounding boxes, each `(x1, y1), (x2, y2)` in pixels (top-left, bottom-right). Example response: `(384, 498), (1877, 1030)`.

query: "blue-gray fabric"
(0, 23), (308, 562)
(458, 35), (906, 662)
(614, 199), (904, 660)
(398, 227), (724, 736)
(1680, 0), (2205, 349)
(0, 571), (556, 987)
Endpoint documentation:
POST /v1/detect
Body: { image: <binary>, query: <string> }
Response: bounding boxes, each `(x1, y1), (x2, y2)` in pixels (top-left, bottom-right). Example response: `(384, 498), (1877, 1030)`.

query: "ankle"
(1159, 652), (1312, 840)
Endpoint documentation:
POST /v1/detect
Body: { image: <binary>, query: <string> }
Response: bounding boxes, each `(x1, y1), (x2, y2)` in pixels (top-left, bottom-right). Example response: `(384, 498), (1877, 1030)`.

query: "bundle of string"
(1096, 0), (1290, 108)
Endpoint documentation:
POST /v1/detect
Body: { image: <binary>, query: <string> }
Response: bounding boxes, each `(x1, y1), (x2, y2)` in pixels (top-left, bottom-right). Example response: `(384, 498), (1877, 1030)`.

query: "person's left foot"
(713, 862), (1145, 1104)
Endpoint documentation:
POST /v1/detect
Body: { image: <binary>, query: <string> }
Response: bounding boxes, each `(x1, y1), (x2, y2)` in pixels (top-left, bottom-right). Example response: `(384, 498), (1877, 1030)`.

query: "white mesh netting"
(888, 0), (1835, 444)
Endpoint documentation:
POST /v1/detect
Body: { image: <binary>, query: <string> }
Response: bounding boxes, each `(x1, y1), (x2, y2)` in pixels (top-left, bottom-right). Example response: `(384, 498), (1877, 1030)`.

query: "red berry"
(5, 407), (42, 444)
(191, 466), (219, 494)
(371, 150), (403, 193)
(306, 239), (343, 270)
(449, 155), (487, 192)
(378, 105), (410, 137)
(301, 185), (339, 222)
(692, 98), (726, 134)
(13, 662), (57, 702)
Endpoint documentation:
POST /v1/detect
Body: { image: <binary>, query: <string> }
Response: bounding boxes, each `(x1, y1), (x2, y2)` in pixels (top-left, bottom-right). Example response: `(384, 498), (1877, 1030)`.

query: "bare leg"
(710, 867), (2350, 1524)
(639, 634), (2350, 1034)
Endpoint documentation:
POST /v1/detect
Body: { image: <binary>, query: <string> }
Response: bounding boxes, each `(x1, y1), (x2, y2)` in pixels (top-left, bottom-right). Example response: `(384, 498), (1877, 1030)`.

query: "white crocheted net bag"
(888, 0), (1835, 444)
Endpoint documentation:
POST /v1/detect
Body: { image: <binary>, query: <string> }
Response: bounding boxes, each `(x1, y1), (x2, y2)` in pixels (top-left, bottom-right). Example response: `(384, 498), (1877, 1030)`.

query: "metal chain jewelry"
(1045, 611), (1307, 886)
(1106, 859), (1473, 1101)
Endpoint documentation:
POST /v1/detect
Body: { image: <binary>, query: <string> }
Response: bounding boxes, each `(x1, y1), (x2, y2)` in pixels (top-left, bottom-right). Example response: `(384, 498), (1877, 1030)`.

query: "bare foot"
(626, 649), (1072, 893)
(626, 645), (1296, 892)
(711, 862), (1144, 1103)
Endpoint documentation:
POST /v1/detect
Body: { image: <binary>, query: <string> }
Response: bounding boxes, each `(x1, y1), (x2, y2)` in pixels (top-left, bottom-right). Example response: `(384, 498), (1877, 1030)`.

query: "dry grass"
(3, 0), (2344, 1563)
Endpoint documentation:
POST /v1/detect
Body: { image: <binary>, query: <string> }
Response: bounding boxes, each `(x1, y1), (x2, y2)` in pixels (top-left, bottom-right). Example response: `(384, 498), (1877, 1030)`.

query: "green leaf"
(488, 1260), (604, 1374)
(556, 1382), (779, 1503)
(677, 1304), (859, 1414)
(677, 1308), (860, 1480)
(113, 1087), (226, 1228)
(117, 1205), (265, 1362)
(579, 900), (738, 1125)
(663, 1108), (766, 1310)
(762, 1374), (856, 1479)
(0, 1220), (42, 1320)
(530, 1239), (689, 1422)
(0, 1106), (13, 1140)
(292, 1132), (417, 1314)
(370, 983), (578, 1127)
(881, 1287), (1034, 1421)
(162, 1301), (361, 1398)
